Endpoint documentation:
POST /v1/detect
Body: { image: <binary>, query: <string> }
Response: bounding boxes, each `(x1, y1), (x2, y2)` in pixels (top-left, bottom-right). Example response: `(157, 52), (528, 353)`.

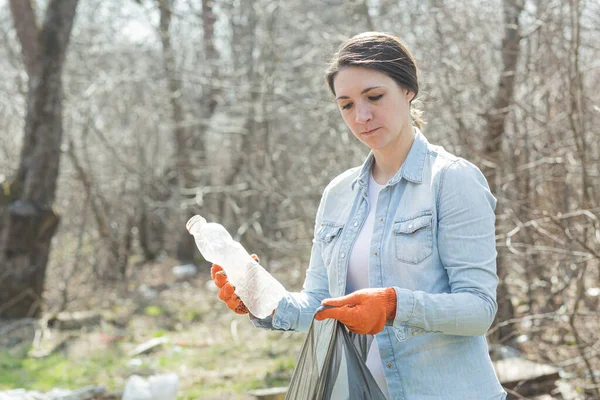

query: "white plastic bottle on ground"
(186, 215), (286, 319)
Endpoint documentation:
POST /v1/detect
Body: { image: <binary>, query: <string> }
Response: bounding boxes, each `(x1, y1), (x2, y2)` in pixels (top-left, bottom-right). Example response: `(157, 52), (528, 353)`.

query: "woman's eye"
(341, 103), (353, 110)
(368, 94), (383, 101)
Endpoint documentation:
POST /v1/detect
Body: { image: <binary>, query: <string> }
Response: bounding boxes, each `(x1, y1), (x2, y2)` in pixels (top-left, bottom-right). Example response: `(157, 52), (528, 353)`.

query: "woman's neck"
(371, 125), (416, 185)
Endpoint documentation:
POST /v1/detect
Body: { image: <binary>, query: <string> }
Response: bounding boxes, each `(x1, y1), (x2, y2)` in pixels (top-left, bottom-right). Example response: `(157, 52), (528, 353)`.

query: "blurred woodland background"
(0, 0), (599, 398)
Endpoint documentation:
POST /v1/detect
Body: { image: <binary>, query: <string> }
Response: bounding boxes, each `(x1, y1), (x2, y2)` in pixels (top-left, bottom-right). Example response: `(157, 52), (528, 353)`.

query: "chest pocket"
(393, 212), (433, 264)
(315, 222), (344, 264)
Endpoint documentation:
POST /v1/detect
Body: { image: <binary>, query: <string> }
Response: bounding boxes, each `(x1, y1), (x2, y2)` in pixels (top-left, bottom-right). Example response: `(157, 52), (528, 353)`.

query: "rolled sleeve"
(392, 287), (415, 324)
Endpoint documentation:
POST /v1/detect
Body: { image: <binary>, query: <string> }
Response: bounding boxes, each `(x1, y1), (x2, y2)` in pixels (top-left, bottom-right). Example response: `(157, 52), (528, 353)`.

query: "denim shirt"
(253, 131), (506, 399)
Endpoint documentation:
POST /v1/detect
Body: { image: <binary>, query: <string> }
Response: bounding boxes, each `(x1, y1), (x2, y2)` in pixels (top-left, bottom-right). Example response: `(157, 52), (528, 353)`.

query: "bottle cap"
(186, 215), (206, 233)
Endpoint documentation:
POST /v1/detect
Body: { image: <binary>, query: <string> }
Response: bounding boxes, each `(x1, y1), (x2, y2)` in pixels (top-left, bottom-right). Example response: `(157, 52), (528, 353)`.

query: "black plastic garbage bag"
(285, 315), (387, 400)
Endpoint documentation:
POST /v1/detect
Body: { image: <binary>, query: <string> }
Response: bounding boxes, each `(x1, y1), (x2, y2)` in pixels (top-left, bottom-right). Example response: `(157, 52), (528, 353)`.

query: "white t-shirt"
(346, 172), (390, 399)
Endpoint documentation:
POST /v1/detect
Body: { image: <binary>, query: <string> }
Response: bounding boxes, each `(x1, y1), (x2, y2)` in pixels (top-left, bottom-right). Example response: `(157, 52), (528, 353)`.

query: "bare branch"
(8, 0), (41, 78)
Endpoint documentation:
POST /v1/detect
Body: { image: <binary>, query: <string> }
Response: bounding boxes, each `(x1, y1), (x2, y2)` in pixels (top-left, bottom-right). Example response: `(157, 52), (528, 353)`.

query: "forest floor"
(0, 257), (593, 399)
(0, 258), (307, 399)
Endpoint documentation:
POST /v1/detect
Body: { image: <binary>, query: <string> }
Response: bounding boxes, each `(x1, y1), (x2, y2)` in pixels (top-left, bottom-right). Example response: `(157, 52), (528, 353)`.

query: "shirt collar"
(351, 128), (428, 190)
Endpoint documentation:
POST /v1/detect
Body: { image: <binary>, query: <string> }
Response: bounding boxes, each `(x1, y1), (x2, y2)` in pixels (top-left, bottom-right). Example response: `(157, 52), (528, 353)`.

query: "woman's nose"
(355, 103), (372, 124)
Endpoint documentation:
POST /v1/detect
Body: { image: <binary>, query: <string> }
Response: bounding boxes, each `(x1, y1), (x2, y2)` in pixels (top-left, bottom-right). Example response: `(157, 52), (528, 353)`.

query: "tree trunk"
(201, 0), (220, 120)
(483, 0), (522, 343)
(156, 0), (198, 263)
(0, 0), (79, 318)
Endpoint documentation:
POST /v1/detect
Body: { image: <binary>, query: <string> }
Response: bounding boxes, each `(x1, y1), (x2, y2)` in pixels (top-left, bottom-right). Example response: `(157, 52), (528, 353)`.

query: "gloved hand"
(314, 288), (397, 335)
(211, 254), (259, 315)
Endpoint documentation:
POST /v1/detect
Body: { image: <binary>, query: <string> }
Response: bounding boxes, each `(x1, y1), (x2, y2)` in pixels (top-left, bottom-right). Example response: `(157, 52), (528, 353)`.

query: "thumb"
(315, 306), (344, 321)
(321, 293), (355, 308)
(211, 264), (224, 281)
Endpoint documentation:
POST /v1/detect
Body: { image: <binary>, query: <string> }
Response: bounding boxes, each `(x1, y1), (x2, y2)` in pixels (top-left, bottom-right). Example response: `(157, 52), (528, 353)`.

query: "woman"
(211, 32), (506, 399)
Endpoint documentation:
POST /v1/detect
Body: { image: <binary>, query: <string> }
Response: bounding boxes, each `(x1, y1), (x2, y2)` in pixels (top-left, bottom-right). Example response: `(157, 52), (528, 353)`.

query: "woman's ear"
(406, 90), (416, 103)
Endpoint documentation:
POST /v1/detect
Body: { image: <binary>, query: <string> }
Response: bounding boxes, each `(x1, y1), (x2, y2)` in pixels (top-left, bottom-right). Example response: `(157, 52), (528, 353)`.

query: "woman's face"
(333, 66), (414, 152)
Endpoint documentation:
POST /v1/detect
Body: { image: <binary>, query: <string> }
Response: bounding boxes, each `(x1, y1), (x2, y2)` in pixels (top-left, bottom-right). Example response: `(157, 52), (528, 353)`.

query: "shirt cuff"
(249, 313), (274, 329)
(392, 287), (415, 326)
(249, 295), (292, 331)
(391, 287), (441, 342)
(272, 294), (295, 330)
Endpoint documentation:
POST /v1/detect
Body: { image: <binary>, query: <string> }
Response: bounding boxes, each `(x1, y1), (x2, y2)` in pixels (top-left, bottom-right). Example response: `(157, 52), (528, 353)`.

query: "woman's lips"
(362, 127), (380, 135)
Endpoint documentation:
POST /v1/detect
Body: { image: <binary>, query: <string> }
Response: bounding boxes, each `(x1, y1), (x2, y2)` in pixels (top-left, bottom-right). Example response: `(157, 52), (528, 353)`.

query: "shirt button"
(353, 222), (358, 227)
(379, 218), (384, 222)
(374, 251), (378, 256)
(341, 253), (346, 258)
(387, 362), (393, 369)
(408, 224), (413, 229)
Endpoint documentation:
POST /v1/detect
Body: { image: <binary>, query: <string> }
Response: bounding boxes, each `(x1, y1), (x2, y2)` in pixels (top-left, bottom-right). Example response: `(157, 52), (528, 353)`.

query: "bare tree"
(0, 0), (79, 318)
(483, 0), (524, 343)
(156, 0), (197, 263)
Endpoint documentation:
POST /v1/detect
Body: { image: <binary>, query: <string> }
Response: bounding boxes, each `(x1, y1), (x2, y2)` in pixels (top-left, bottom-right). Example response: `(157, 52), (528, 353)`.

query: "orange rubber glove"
(211, 254), (259, 315)
(314, 288), (397, 335)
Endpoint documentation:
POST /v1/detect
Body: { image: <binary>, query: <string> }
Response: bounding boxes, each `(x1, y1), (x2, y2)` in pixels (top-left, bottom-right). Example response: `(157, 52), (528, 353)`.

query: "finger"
(250, 254), (260, 263)
(234, 302), (249, 315)
(347, 322), (367, 335)
(321, 293), (355, 308)
(211, 264), (225, 281)
(213, 270), (228, 288)
(225, 296), (248, 314)
(318, 305), (362, 325)
(225, 296), (242, 312)
(314, 306), (347, 321)
(218, 283), (236, 302)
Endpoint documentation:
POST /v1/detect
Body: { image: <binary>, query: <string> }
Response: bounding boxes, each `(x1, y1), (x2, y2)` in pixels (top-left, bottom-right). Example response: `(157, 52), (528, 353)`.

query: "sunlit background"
(0, 1), (599, 399)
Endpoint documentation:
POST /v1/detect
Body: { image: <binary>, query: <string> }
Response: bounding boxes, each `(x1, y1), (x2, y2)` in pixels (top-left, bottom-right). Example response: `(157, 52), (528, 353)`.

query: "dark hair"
(325, 32), (424, 129)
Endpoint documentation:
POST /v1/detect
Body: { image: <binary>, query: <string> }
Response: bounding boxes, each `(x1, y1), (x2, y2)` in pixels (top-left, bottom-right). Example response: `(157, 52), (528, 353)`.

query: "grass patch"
(0, 347), (124, 391)
(0, 324), (306, 398)
(0, 275), (307, 398)
(144, 306), (164, 317)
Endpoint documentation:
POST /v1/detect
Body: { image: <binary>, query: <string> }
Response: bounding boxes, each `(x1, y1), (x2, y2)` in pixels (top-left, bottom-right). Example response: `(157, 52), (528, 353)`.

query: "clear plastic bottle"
(186, 215), (286, 319)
